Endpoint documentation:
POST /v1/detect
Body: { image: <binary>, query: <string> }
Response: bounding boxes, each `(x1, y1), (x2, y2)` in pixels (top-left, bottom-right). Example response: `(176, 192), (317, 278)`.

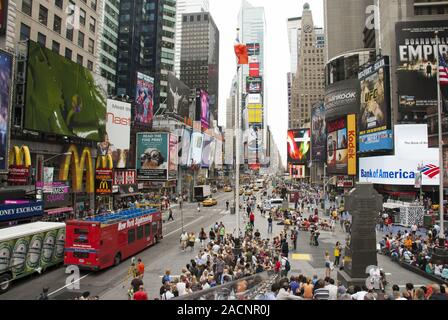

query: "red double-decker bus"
(64, 208), (162, 270)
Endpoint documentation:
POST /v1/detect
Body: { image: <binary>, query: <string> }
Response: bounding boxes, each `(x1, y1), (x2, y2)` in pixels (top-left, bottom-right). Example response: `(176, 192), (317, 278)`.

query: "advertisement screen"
(311, 102), (326, 162)
(289, 164), (305, 179)
(168, 133), (178, 180)
(136, 133), (168, 180)
(135, 72), (154, 126)
(247, 43), (260, 56)
(195, 89), (210, 129)
(358, 56), (393, 153)
(396, 21), (448, 111)
(327, 118), (348, 174)
(248, 126), (263, 165)
(287, 129), (311, 165)
(0, 49), (12, 172)
(249, 62), (260, 77)
(324, 79), (360, 120)
(167, 73), (190, 118)
(248, 104), (263, 125)
(201, 135), (212, 168)
(97, 100), (131, 168)
(188, 132), (203, 166)
(179, 128), (192, 167)
(24, 41), (107, 141)
(246, 77), (263, 93)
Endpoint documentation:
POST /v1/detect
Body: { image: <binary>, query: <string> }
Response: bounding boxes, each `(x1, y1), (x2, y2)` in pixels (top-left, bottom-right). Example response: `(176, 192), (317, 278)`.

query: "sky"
(209, 0), (324, 167)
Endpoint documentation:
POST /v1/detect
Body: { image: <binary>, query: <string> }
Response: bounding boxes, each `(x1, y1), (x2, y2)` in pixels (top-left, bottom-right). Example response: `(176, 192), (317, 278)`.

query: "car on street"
(224, 186), (232, 192)
(202, 197), (218, 207)
(245, 189), (253, 196)
(253, 186), (260, 192)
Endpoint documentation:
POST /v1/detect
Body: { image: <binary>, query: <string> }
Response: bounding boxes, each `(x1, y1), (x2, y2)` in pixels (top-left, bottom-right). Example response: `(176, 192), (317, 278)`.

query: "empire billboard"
(396, 21), (448, 111)
(358, 56), (393, 153)
(0, 49), (12, 173)
(24, 41), (107, 141)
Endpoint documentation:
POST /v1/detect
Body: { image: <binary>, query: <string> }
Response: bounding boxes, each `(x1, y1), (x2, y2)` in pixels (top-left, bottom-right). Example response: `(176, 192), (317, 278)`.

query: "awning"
(45, 207), (74, 215)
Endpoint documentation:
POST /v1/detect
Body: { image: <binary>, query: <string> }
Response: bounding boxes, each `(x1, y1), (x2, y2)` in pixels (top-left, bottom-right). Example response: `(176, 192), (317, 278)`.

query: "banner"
(396, 21), (448, 111)
(0, 49), (13, 172)
(358, 56), (393, 153)
(196, 89), (210, 130)
(215, 140), (223, 169)
(167, 73), (191, 118)
(95, 169), (113, 194)
(135, 72), (154, 126)
(179, 128), (192, 166)
(201, 135), (213, 168)
(248, 126), (263, 165)
(7, 166), (30, 185)
(347, 114), (357, 176)
(327, 117), (348, 175)
(24, 41), (107, 141)
(0, 202), (44, 222)
(249, 62), (260, 77)
(311, 102), (326, 162)
(247, 94), (262, 105)
(113, 169), (136, 185)
(188, 132), (203, 167)
(43, 182), (71, 209)
(98, 99), (131, 168)
(168, 133), (178, 180)
(287, 129), (311, 165)
(324, 79), (360, 120)
(136, 132), (168, 180)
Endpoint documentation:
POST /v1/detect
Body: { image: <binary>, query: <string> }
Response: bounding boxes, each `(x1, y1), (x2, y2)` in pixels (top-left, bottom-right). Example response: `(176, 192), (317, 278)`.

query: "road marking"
(385, 273), (392, 276)
(292, 254), (312, 261)
(48, 273), (91, 297)
(163, 217), (206, 238)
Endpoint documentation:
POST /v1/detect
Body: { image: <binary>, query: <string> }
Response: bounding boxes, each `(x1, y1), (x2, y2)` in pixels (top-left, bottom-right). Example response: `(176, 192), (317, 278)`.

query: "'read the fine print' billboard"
(396, 21), (448, 111)
(136, 132), (168, 180)
(135, 72), (154, 126)
(358, 56), (393, 153)
(0, 49), (13, 173)
(24, 41), (107, 141)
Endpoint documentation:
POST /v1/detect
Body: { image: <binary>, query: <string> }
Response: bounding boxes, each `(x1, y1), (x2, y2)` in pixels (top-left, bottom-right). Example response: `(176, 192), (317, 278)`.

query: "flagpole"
(435, 31), (445, 245)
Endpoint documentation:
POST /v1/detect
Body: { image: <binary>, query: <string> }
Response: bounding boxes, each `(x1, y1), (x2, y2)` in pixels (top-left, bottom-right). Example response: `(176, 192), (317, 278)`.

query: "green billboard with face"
(24, 41), (107, 141)
(136, 132), (169, 180)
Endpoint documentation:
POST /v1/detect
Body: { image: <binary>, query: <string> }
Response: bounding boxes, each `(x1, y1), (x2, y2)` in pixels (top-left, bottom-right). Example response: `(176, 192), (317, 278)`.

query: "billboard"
(396, 21), (448, 111)
(168, 133), (178, 180)
(248, 104), (263, 125)
(136, 133), (168, 180)
(179, 128), (192, 167)
(324, 79), (360, 120)
(113, 170), (136, 185)
(135, 72), (154, 126)
(249, 62), (260, 77)
(360, 124), (439, 186)
(188, 132), (203, 166)
(201, 135), (213, 168)
(215, 139), (223, 169)
(247, 94), (262, 104)
(247, 43), (260, 56)
(0, 0), (7, 35)
(311, 102), (326, 162)
(327, 117), (348, 175)
(95, 169), (113, 195)
(24, 41), (107, 141)
(289, 164), (306, 179)
(347, 114), (357, 176)
(358, 56), (393, 153)
(196, 89), (210, 129)
(287, 129), (311, 165)
(246, 77), (262, 93)
(0, 49), (12, 172)
(167, 73), (190, 118)
(97, 99), (131, 168)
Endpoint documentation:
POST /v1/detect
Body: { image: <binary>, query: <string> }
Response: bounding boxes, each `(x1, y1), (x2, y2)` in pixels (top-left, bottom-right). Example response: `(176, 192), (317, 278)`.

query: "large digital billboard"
(327, 118), (348, 175)
(358, 56), (393, 153)
(136, 133), (168, 180)
(0, 49), (12, 173)
(324, 79), (360, 120)
(24, 41), (107, 141)
(188, 132), (203, 166)
(167, 73), (190, 118)
(248, 126), (264, 165)
(287, 129), (310, 165)
(311, 102), (326, 162)
(396, 21), (448, 112)
(246, 77), (262, 93)
(196, 89), (210, 130)
(97, 99), (131, 168)
(247, 104), (263, 125)
(135, 72), (154, 126)
(247, 43), (260, 56)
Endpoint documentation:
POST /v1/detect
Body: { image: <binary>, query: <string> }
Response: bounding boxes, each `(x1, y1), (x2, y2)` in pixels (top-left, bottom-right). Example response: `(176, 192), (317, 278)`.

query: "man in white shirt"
(176, 275), (187, 296)
(161, 286), (175, 300)
(325, 278), (338, 300)
(351, 286), (368, 300)
(212, 242), (221, 254)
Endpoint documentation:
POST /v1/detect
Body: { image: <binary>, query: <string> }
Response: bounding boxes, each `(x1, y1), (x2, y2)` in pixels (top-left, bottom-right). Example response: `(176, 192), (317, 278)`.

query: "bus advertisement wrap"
(358, 56), (393, 153)
(136, 133), (168, 180)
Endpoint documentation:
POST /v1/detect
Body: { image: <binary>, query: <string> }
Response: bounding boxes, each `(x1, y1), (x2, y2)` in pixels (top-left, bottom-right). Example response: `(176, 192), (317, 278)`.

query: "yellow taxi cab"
(239, 189), (244, 195)
(202, 198), (218, 207)
(244, 190), (253, 196)
(253, 186), (260, 192)
(224, 186), (232, 192)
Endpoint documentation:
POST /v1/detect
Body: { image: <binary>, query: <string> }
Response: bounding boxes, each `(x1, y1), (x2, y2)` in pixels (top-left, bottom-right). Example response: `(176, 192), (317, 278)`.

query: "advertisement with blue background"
(0, 202), (44, 222)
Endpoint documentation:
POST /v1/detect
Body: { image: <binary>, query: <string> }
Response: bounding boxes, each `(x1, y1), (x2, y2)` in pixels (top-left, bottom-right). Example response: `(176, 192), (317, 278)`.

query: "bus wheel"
(0, 274), (12, 293)
(113, 253), (121, 266)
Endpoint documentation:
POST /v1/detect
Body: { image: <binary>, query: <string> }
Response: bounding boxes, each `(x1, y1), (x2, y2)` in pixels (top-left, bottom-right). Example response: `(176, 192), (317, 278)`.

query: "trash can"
(230, 206), (236, 215)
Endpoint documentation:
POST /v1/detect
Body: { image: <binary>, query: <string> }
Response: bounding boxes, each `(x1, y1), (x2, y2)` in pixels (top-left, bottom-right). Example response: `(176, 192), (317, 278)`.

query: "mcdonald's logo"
(59, 145), (94, 193)
(9, 146), (31, 167)
(96, 154), (113, 170)
(95, 179), (112, 194)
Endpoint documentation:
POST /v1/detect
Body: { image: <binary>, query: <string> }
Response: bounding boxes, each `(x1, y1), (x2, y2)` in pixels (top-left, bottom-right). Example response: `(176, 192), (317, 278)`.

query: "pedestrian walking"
(133, 285), (148, 300)
(250, 211), (255, 228)
(291, 227), (298, 251)
(219, 224), (225, 243)
(168, 208), (174, 221)
(188, 233), (196, 251)
(199, 228), (207, 248)
(281, 254), (290, 278)
(226, 200), (229, 211)
(268, 215), (273, 234)
(197, 202), (201, 213)
(136, 258), (145, 279)
(209, 228), (216, 241)
(334, 242), (341, 267)
(324, 251), (332, 278)
(180, 231), (188, 251)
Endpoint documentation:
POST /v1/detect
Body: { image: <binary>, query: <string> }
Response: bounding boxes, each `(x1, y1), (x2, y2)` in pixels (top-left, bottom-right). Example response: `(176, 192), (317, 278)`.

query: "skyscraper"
(174, 0), (209, 78)
(287, 17), (302, 74)
(179, 11), (219, 123)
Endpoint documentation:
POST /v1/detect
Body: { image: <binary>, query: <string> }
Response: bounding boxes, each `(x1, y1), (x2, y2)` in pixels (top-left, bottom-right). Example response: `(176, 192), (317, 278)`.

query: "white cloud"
(210, 0), (324, 167)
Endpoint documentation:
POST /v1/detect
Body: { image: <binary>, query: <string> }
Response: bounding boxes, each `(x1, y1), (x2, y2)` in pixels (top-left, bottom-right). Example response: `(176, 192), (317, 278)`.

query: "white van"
(263, 198), (284, 212)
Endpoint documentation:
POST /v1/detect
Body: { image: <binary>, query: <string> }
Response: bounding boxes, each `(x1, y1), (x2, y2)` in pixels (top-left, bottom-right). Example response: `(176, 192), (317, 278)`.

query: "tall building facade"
(3, 0), (103, 72)
(289, 4), (325, 130)
(174, 0), (209, 78)
(287, 17), (301, 74)
(116, 0), (175, 110)
(99, 0), (120, 95)
(179, 11), (219, 123)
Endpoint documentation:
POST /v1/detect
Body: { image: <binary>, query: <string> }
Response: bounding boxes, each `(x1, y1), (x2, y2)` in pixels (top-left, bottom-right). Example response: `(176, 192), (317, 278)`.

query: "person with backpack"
(281, 238), (289, 257)
(209, 228), (216, 242)
(281, 254), (291, 277)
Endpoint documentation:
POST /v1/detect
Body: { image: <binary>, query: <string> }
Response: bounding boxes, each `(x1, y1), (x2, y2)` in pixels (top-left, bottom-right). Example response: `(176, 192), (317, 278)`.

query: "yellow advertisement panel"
(248, 104), (263, 124)
(347, 114), (357, 176)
